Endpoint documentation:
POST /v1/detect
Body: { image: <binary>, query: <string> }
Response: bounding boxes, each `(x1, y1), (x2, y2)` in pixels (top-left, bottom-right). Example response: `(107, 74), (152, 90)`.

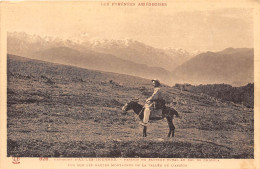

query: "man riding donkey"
(141, 79), (177, 126)
(122, 79), (180, 137)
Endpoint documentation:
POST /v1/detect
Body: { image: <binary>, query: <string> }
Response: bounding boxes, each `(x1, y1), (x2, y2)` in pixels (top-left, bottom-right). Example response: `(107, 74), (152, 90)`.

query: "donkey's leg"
(171, 124), (176, 137)
(167, 128), (171, 137)
(166, 117), (174, 137)
(143, 126), (147, 137)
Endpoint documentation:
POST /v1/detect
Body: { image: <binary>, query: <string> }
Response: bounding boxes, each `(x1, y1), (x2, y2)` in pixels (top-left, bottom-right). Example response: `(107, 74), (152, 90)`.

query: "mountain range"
(174, 48), (254, 86)
(7, 32), (254, 86)
(7, 32), (195, 70)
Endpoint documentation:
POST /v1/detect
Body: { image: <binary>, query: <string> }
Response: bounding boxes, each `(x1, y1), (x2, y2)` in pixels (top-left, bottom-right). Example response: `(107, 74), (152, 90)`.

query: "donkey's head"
(121, 100), (139, 114)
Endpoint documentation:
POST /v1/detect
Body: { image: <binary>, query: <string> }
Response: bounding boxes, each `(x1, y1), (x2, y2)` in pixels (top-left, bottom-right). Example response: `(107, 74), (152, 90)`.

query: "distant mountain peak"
(89, 38), (144, 49)
(173, 48), (254, 86)
(219, 47), (253, 55)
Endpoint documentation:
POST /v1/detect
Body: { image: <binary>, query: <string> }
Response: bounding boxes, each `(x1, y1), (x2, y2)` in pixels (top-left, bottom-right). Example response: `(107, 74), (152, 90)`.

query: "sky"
(3, 1), (254, 52)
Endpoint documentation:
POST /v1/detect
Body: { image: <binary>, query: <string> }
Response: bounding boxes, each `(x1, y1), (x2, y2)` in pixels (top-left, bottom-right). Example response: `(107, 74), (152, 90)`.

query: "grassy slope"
(174, 83), (254, 108)
(7, 54), (254, 158)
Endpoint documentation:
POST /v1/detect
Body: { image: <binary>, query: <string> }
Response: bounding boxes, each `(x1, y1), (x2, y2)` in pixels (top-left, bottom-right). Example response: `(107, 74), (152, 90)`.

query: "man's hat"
(151, 79), (161, 84)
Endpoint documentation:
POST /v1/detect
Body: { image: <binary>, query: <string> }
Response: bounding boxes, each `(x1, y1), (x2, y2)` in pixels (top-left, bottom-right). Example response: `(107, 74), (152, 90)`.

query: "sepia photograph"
(0, 0), (260, 169)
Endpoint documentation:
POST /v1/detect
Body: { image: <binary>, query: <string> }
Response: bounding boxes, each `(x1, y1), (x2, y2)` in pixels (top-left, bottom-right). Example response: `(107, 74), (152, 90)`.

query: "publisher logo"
(12, 157), (20, 164)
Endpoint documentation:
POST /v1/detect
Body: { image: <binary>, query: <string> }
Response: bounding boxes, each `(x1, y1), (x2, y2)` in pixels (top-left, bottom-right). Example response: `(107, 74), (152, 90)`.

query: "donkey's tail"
(163, 107), (179, 118)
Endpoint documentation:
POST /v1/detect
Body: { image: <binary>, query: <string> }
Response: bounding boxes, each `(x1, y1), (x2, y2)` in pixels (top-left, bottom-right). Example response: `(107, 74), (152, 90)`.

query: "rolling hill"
(7, 54), (253, 158)
(32, 47), (174, 84)
(173, 48), (254, 86)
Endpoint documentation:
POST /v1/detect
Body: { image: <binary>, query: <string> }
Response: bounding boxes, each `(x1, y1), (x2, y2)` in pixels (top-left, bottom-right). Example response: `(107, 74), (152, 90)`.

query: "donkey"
(122, 101), (180, 137)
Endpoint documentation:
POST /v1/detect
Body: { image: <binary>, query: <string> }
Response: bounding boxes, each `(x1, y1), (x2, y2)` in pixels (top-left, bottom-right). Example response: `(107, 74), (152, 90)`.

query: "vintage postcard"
(0, 0), (260, 169)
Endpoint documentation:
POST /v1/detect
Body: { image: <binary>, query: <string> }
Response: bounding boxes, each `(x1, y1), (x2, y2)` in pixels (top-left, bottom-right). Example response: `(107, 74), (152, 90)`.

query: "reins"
(138, 107), (144, 116)
(135, 106), (144, 120)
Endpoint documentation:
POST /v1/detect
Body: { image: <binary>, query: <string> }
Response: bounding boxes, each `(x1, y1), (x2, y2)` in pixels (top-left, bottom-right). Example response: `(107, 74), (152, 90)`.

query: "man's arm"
(146, 88), (160, 102)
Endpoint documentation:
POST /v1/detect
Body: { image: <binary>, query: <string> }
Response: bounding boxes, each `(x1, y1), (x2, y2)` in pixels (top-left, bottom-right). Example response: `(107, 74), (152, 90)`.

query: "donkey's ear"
(132, 98), (139, 102)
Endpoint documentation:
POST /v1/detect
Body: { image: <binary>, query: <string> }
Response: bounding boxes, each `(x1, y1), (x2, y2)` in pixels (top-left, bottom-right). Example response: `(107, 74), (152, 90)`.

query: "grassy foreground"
(7, 54), (254, 158)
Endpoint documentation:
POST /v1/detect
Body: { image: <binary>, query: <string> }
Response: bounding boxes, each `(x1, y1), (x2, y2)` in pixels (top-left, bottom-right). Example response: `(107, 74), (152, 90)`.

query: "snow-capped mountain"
(8, 32), (197, 71)
(163, 48), (197, 66)
(7, 32), (86, 57)
(7, 32), (178, 85)
(85, 38), (190, 71)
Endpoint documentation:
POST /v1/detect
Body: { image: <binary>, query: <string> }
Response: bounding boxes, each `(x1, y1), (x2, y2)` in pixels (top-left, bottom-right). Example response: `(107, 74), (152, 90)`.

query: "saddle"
(153, 100), (166, 110)
(150, 100), (166, 120)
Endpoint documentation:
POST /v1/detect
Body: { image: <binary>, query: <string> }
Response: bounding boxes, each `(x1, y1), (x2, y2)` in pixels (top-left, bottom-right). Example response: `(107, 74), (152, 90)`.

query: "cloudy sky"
(4, 1), (254, 51)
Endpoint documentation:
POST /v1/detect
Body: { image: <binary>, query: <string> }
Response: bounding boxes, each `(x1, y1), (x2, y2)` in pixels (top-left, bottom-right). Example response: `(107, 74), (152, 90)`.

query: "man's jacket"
(146, 87), (165, 109)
